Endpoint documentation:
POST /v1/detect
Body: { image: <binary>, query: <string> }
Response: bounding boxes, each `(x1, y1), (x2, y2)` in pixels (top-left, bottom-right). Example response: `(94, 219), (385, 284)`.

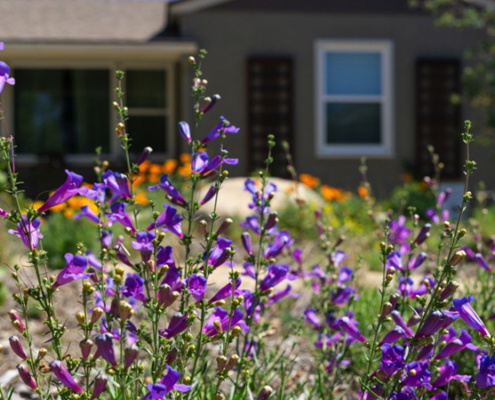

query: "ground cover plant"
(2, 44), (495, 400)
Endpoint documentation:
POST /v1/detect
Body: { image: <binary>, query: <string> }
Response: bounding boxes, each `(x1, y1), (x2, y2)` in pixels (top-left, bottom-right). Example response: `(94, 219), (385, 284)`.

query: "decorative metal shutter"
(415, 59), (461, 179)
(247, 57), (293, 177)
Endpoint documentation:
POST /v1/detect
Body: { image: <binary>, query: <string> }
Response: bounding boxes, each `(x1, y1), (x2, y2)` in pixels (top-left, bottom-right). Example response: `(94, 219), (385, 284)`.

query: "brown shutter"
(247, 57), (293, 177)
(415, 59), (461, 179)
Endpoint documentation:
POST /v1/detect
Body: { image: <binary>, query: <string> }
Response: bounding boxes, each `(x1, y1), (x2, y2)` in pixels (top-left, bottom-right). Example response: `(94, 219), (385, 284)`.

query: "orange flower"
(299, 173), (320, 189)
(31, 201), (45, 210)
(63, 208), (74, 219)
(135, 191), (149, 206)
(134, 173), (146, 187)
(50, 202), (67, 212)
(180, 153), (191, 164)
(148, 164), (162, 175)
(138, 160), (152, 174)
(67, 196), (92, 209)
(358, 186), (369, 199)
(163, 159), (178, 174)
(178, 163), (192, 177)
(320, 185), (342, 202)
(400, 173), (414, 183)
(148, 173), (160, 183)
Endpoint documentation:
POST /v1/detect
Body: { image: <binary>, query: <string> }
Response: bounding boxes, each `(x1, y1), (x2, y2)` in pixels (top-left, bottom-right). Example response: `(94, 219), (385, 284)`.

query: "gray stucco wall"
(179, 10), (491, 196)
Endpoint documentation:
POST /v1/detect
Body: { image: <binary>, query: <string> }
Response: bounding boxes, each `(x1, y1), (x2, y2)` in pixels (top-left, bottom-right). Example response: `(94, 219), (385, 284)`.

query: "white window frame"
(315, 39), (394, 158)
(1, 59), (175, 166)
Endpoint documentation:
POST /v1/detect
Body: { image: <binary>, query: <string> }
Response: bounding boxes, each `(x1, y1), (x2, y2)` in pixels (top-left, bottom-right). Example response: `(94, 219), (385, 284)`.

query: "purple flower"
(264, 232), (290, 259)
(159, 313), (188, 339)
(379, 344), (405, 379)
(52, 254), (93, 289)
(201, 116), (240, 144)
(409, 252), (427, 270)
(83, 183), (107, 204)
(206, 237), (232, 268)
(74, 205), (99, 223)
(240, 215), (261, 235)
(123, 273), (147, 303)
(391, 311), (415, 337)
(188, 274), (207, 301)
(136, 147), (152, 166)
(0, 60), (15, 94)
(142, 365), (191, 400)
(260, 264), (289, 291)
(156, 246), (176, 269)
(241, 232), (252, 255)
(435, 329), (478, 359)
(242, 262), (256, 279)
(192, 151), (238, 177)
(132, 231), (155, 262)
(161, 268), (185, 293)
(415, 310), (457, 338)
(149, 175), (186, 207)
(337, 267), (353, 284)
(91, 375), (108, 399)
(388, 216), (411, 245)
(331, 286), (355, 306)
(432, 360), (470, 388)
(209, 278), (241, 304)
(203, 307), (249, 337)
(147, 204), (183, 238)
(177, 121), (191, 142)
(414, 223), (431, 245)
(95, 333), (117, 366)
(474, 253), (492, 272)
(103, 170), (132, 200)
(337, 316), (367, 343)
(437, 188), (451, 208)
(200, 184), (217, 206)
(379, 326), (406, 346)
(304, 308), (321, 329)
(477, 355), (495, 388)
(426, 208), (439, 224)
(107, 202), (136, 233)
(454, 296), (490, 337)
(9, 336), (27, 360)
(332, 250), (348, 266)
(49, 360), (83, 393)
(401, 361), (431, 389)
(267, 284), (299, 304)
(8, 216), (43, 249)
(17, 364), (37, 390)
(38, 170), (86, 213)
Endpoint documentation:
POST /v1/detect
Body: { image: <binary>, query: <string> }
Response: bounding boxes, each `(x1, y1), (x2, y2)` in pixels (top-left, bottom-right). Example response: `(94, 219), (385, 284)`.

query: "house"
(0, 0), (491, 197)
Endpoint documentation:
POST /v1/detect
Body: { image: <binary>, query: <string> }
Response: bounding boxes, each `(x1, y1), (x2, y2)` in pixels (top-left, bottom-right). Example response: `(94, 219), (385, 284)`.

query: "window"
(315, 40), (394, 157)
(10, 65), (173, 161)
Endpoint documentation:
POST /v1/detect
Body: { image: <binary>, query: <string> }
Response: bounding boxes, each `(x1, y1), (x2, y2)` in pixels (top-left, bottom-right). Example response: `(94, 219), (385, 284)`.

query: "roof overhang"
(1, 41), (198, 61)
(170, 0), (234, 17)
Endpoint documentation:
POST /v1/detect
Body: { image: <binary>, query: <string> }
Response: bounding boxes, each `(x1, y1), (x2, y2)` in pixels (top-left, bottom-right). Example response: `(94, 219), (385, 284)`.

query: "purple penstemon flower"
(426, 208), (440, 224)
(9, 336), (27, 360)
(199, 184), (217, 206)
(192, 151), (238, 177)
(474, 253), (493, 272)
(74, 204), (100, 224)
(388, 216), (411, 245)
(203, 307), (249, 337)
(337, 316), (367, 343)
(379, 326), (406, 346)
(337, 266), (353, 284)
(391, 311), (415, 337)
(146, 204), (183, 238)
(156, 245), (177, 270)
(0, 59), (15, 94)
(241, 232), (253, 255)
(264, 232), (291, 259)
(206, 237), (232, 268)
(132, 231), (155, 262)
(240, 215), (262, 235)
(142, 365), (191, 400)
(188, 274), (207, 302)
(401, 361), (431, 389)
(103, 170), (132, 200)
(379, 344), (405, 379)
(477, 355), (495, 388)
(17, 364), (37, 390)
(267, 284), (299, 304)
(432, 360), (471, 388)
(95, 333), (117, 366)
(38, 170), (87, 213)
(107, 202), (136, 233)
(454, 296), (490, 337)
(415, 310), (456, 338)
(331, 286), (355, 306)
(209, 278), (241, 304)
(414, 223), (431, 245)
(49, 360), (83, 393)
(148, 174), (186, 207)
(8, 216), (43, 249)
(201, 116), (240, 144)
(52, 254), (93, 289)
(91, 375), (108, 399)
(435, 329), (478, 359)
(260, 264), (289, 291)
(242, 262), (256, 279)
(161, 268), (185, 293)
(177, 121), (191, 142)
(159, 313), (188, 339)
(83, 182), (107, 204)
(437, 188), (451, 208)
(409, 252), (427, 270)
(123, 273), (147, 303)
(304, 308), (321, 329)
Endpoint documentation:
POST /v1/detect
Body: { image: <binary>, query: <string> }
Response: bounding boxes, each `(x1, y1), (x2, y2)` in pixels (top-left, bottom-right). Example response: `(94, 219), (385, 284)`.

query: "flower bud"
(91, 375), (108, 399)
(76, 312), (86, 325)
(264, 212), (278, 231)
(116, 122), (125, 137)
(381, 302), (393, 318)
(11, 320), (24, 334)
(146, 260), (155, 273)
(216, 218), (233, 236)
(231, 325), (242, 338)
(225, 354), (239, 371)
(37, 348), (47, 361)
(201, 94), (221, 113)
(115, 266), (125, 276)
(17, 364), (37, 390)
(125, 345), (139, 368)
(213, 320), (223, 333)
(199, 220), (208, 235)
(80, 339), (93, 361)
(9, 336), (27, 360)
(257, 386), (274, 400)
(214, 394), (224, 400)
(8, 310), (25, 333)
(137, 147), (153, 166)
(119, 301), (134, 322)
(448, 250), (466, 267)
(165, 347), (179, 365)
(91, 307), (104, 325)
(188, 56), (196, 65)
(407, 314), (421, 327)
(387, 267), (396, 276)
(216, 355), (227, 372)
(389, 293), (400, 309)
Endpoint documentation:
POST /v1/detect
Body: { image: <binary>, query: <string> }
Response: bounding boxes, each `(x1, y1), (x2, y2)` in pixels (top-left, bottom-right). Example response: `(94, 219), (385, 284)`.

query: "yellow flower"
(63, 208), (74, 219)
(299, 173), (320, 189)
(30, 201), (45, 210)
(162, 159), (178, 174)
(67, 196), (92, 209)
(135, 191), (149, 206)
(50, 202), (67, 212)
(180, 153), (191, 163)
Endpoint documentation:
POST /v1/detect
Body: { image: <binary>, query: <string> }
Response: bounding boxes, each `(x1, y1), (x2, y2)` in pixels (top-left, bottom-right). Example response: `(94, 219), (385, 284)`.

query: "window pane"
(14, 69), (110, 154)
(127, 116), (167, 153)
(326, 102), (381, 144)
(325, 52), (382, 95)
(126, 70), (166, 108)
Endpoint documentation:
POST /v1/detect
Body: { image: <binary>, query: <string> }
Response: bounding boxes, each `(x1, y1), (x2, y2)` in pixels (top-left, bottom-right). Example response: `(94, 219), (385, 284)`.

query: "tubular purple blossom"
(188, 274), (207, 302)
(136, 147), (153, 166)
(241, 232), (253, 255)
(159, 313), (188, 338)
(149, 175), (186, 207)
(91, 375), (108, 399)
(95, 333), (117, 366)
(177, 121), (191, 142)
(8, 310), (25, 333)
(0, 60), (15, 94)
(49, 360), (83, 393)
(337, 316), (367, 343)
(38, 170), (86, 213)
(146, 204), (183, 238)
(8, 216), (43, 250)
(125, 345), (139, 368)
(414, 223), (431, 245)
(9, 336), (27, 360)
(200, 184), (217, 206)
(52, 254), (93, 289)
(17, 364), (37, 390)
(454, 296), (490, 337)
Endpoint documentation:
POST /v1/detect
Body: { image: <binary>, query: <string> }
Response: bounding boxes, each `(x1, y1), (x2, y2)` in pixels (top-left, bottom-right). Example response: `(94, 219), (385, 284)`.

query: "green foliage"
(387, 181), (436, 218)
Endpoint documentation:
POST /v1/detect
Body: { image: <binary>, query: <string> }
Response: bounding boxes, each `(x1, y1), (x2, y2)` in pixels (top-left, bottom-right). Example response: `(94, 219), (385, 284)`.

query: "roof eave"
(170, 0), (235, 17)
